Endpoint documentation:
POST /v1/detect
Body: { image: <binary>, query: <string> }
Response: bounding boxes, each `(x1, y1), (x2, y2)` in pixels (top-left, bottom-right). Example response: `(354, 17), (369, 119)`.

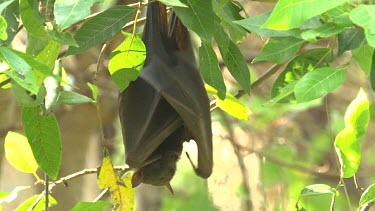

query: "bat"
(118, 1), (212, 191)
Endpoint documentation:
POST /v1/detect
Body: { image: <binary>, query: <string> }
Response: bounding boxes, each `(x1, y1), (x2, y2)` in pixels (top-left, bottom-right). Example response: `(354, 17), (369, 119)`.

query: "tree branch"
(210, 64), (282, 111)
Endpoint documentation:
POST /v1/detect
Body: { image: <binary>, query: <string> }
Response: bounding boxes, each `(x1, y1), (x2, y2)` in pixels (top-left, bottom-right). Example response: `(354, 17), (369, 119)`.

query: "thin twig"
(232, 142), (340, 179)
(93, 188), (109, 202)
(50, 166), (129, 189)
(45, 175), (49, 211)
(0, 78), (11, 87)
(210, 64), (282, 111)
(29, 192), (45, 211)
(354, 174), (365, 192)
(219, 111), (253, 210)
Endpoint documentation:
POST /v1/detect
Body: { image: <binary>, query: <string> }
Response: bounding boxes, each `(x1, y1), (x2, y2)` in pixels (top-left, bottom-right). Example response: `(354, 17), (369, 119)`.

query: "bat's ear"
(165, 182), (174, 195)
(131, 170), (144, 188)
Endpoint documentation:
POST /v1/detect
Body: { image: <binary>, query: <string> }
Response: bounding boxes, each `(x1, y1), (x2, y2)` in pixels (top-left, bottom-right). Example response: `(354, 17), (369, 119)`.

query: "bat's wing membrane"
(119, 73), (182, 168)
(141, 57), (212, 178)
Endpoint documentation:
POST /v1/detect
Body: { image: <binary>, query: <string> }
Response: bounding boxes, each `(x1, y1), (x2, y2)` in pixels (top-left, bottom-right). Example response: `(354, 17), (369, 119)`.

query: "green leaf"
(0, 15), (7, 40)
(11, 82), (46, 107)
(0, 47), (39, 94)
(359, 183), (375, 208)
(26, 36), (61, 71)
(295, 67), (345, 103)
(344, 88), (369, 139)
(349, 5), (375, 33)
(199, 42), (226, 99)
(109, 34), (146, 92)
(54, 0), (103, 30)
(48, 28), (78, 47)
(19, 0), (46, 37)
(213, 0), (247, 42)
(172, 0), (214, 41)
(215, 22), (250, 94)
(22, 107), (62, 179)
(206, 85), (249, 120)
(157, 0), (187, 7)
(4, 131), (38, 174)
(15, 195), (57, 211)
(300, 184), (335, 196)
(0, 0), (19, 46)
(71, 201), (112, 211)
(0, 0), (16, 14)
(301, 22), (344, 42)
(334, 127), (360, 178)
(57, 91), (95, 105)
(337, 29), (365, 56)
(234, 11), (302, 38)
(263, 0), (346, 30)
(324, 3), (353, 27)
(272, 48), (334, 102)
(297, 184), (335, 211)
(87, 82), (99, 102)
(365, 29), (375, 49)
(66, 5), (135, 55)
(0, 47), (58, 94)
(352, 44), (374, 75)
(253, 37), (305, 64)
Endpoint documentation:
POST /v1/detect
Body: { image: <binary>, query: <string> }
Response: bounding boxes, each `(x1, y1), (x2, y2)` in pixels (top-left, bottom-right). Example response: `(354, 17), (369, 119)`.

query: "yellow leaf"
(4, 132), (38, 174)
(97, 152), (135, 211)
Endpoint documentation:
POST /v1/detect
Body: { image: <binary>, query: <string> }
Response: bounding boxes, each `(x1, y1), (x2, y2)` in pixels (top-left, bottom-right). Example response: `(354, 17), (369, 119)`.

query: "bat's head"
(131, 150), (180, 194)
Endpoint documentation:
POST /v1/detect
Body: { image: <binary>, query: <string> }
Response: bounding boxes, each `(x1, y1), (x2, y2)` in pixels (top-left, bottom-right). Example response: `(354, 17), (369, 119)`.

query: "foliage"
(0, 0), (375, 210)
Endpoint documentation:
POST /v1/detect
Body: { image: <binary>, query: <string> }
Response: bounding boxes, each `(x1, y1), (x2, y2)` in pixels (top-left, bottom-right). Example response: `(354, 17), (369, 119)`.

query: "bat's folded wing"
(141, 58), (213, 178)
(119, 73), (182, 168)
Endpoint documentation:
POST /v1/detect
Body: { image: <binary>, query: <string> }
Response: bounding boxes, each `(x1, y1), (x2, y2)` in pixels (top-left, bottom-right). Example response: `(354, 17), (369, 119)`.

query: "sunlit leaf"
(234, 11), (302, 38)
(0, 16), (7, 40)
(98, 152), (135, 211)
(15, 195), (57, 211)
(295, 67), (345, 103)
(263, 0), (346, 30)
(109, 34), (146, 92)
(87, 82), (99, 102)
(334, 127), (360, 178)
(359, 183), (375, 208)
(4, 132), (38, 174)
(54, 0), (103, 30)
(300, 184), (335, 196)
(297, 184), (335, 211)
(206, 85), (249, 120)
(344, 88), (370, 139)
(349, 5), (375, 33)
